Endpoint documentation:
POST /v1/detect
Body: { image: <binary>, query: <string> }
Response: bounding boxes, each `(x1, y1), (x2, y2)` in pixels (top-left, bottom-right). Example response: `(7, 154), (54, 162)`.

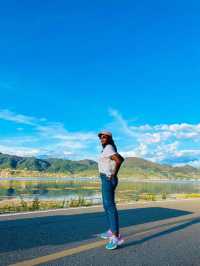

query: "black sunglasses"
(99, 135), (108, 139)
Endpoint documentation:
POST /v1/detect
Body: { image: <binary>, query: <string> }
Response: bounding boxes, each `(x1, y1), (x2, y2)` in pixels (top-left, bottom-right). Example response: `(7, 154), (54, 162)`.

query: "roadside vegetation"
(1, 192), (200, 214)
(0, 195), (93, 214)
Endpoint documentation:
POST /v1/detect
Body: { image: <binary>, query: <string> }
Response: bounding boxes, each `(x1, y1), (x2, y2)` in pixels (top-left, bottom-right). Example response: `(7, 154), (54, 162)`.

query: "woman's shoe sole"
(105, 239), (125, 250)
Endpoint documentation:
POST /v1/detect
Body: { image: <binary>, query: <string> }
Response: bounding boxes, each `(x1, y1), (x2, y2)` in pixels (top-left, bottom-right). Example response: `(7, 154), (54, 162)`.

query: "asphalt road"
(1, 199), (200, 266)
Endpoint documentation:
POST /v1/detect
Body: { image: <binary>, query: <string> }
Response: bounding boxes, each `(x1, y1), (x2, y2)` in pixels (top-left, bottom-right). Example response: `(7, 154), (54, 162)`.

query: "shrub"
(161, 192), (167, 200)
(31, 197), (40, 210)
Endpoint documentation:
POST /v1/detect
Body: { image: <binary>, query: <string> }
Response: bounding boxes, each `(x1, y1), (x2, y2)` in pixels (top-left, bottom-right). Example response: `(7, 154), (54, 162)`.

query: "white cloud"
(0, 109), (98, 159)
(109, 108), (200, 167)
(108, 108), (137, 137)
(184, 160), (200, 168)
(37, 123), (96, 141)
(0, 109), (38, 125)
(0, 144), (40, 157)
(121, 143), (148, 158)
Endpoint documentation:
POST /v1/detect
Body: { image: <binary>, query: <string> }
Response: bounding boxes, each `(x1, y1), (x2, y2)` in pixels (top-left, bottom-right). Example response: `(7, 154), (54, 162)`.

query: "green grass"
(0, 195), (93, 214)
(68, 196), (93, 207)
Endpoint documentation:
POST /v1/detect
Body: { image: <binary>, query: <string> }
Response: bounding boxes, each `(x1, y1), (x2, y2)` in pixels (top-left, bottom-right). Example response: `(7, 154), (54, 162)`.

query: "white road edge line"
(0, 198), (199, 217)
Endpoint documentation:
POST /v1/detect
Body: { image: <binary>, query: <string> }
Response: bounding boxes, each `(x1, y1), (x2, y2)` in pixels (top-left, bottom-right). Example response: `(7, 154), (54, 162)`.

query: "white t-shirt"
(98, 144), (117, 176)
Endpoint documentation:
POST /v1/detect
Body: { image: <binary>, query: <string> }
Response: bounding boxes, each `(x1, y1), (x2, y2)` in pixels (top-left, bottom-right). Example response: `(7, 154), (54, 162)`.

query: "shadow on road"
(0, 207), (192, 253)
(120, 217), (200, 249)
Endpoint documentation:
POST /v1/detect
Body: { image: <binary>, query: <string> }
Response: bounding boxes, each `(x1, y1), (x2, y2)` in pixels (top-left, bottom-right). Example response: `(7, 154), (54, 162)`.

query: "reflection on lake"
(1, 177), (200, 203)
(0, 177), (101, 203)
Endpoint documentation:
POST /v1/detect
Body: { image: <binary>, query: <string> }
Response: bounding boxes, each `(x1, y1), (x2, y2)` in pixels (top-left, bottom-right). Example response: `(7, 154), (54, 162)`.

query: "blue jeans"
(100, 173), (119, 235)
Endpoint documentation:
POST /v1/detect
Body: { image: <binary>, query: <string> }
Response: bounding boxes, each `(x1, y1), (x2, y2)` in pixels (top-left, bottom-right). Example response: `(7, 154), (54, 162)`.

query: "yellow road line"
(9, 239), (108, 266)
(9, 215), (199, 266)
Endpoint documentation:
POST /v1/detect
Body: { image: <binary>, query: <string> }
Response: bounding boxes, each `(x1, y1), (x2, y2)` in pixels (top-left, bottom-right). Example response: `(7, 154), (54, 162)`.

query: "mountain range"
(0, 152), (199, 179)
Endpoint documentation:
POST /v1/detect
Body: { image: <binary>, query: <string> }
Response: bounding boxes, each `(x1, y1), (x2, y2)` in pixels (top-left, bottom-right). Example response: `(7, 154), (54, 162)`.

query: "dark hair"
(102, 136), (118, 152)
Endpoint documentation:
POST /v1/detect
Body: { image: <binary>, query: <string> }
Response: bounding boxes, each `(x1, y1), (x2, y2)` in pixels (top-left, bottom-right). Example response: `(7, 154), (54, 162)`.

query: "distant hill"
(119, 157), (200, 179)
(0, 152), (97, 176)
(0, 152), (200, 179)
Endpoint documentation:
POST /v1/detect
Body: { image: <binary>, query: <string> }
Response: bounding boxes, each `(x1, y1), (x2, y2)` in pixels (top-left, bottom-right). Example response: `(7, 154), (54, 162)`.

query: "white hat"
(98, 131), (113, 138)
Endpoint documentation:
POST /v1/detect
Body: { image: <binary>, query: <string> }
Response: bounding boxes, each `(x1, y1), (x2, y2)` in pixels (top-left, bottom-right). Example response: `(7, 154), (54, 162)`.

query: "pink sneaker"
(117, 234), (125, 245)
(106, 235), (125, 250)
(100, 229), (113, 239)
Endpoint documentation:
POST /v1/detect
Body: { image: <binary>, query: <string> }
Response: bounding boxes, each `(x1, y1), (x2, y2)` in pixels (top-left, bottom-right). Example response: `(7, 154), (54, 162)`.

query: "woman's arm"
(109, 153), (124, 179)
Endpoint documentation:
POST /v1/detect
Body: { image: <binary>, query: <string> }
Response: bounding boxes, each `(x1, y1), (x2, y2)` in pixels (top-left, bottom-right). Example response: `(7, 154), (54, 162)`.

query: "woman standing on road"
(97, 130), (125, 250)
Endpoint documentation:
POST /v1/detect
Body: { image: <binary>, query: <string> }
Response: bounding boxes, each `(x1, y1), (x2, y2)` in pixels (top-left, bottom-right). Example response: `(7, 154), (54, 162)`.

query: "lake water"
(1, 177), (200, 204)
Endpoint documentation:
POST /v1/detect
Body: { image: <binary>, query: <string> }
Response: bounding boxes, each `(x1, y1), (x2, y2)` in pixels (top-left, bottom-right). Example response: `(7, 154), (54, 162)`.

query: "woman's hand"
(108, 173), (118, 180)
(109, 153), (124, 178)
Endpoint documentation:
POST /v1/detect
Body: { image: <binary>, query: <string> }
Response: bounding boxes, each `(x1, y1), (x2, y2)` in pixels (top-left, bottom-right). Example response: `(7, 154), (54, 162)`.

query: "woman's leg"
(101, 174), (111, 230)
(101, 174), (119, 237)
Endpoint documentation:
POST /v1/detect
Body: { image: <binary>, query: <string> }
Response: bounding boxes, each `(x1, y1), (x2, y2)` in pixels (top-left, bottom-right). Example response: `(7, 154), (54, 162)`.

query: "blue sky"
(1, 1), (200, 165)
